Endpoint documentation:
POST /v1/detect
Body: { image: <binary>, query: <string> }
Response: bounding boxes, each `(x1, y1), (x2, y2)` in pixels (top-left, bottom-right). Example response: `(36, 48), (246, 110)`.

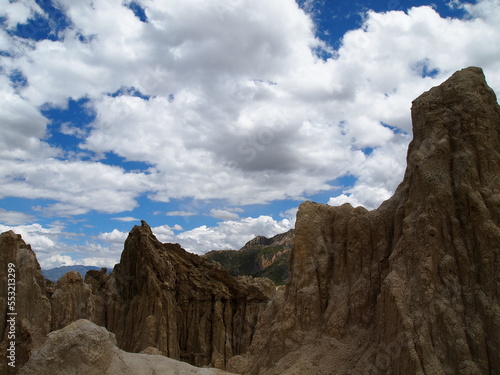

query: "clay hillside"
(204, 230), (294, 285)
(0, 67), (498, 375)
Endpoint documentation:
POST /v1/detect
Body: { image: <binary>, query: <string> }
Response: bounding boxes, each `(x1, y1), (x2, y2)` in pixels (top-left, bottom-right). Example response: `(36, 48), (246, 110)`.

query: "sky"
(1, 0), (499, 269)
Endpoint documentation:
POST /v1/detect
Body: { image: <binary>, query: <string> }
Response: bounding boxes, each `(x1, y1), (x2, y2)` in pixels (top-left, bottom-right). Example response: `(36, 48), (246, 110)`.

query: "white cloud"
(328, 194), (363, 208)
(279, 206), (299, 222)
(111, 216), (140, 222)
(0, 209), (34, 225)
(175, 215), (293, 253)
(210, 209), (240, 221)
(41, 254), (76, 269)
(92, 216), (292, 259)
(0, 0), (44, 29)
(0, 82), (54, 160)
(151, 224), (183, 239)
(0, 158), (152, 215)
(0, 0), (499, 217)
(97, 229), (128, 244)
(59, 122), (88, 138)
(0, 222), (123, 269)
(166, 211), (198, 217)
(0, 223), (59, 250)
(40, 253), (119, 269)
(329, 136), (409, 209)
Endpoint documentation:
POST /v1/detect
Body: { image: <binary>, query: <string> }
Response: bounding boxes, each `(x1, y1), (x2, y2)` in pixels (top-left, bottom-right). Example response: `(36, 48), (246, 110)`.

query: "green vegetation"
(203, 230), (293, 285)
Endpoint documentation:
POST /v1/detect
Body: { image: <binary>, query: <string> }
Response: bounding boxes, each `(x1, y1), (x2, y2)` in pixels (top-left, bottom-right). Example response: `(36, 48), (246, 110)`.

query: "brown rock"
(1, 221), (274, 372)
(243, 67), (500, 374)
(0, 231), (51, 374)
(19, 319), (237, 375)
(105, 220), (275, 368)
(50, 271), (105, 330)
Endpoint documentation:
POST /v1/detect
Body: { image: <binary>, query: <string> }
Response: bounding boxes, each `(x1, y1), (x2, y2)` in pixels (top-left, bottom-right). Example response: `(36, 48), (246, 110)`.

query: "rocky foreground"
(1, 67), (499, 375)
(18, 319), (236, 375)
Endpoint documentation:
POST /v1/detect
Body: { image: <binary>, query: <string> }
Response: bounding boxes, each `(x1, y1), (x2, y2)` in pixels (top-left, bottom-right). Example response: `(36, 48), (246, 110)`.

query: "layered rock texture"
(0, 231), (51, 374)
(235, 67), (500, 374)
(0, 222), (274, 374)
(204, 230), (294, 285)
(19, 319), (236, 375)
(106, 222), (275, 367)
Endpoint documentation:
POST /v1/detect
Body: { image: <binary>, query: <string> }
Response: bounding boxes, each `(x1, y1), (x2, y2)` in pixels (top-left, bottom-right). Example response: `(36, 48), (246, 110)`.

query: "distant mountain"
(203, 229), (294, 285)
(42, 265), (110, 282)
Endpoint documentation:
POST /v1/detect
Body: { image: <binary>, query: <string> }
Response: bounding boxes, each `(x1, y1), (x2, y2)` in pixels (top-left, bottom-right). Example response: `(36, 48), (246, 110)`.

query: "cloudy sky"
(1, 0), (499, 269)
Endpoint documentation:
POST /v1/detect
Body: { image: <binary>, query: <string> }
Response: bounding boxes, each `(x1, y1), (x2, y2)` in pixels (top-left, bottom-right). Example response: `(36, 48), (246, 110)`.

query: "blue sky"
(1, 0), (499, 269)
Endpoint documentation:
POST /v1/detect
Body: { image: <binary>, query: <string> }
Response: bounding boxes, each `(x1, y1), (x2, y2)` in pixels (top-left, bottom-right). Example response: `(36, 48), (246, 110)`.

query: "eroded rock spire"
(237, 67), (500, 375)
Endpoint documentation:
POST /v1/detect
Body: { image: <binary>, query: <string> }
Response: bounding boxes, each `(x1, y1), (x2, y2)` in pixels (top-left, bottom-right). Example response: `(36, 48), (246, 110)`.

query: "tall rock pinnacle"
(238, 67), (500, 375)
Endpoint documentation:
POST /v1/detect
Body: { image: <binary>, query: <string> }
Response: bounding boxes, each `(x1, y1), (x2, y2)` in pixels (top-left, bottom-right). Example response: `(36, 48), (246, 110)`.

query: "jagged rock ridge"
(106, 221), (275, 367)
(0, 221), (275, 373)
(233, 67), (500, 375)
(204, 230), (294, 285)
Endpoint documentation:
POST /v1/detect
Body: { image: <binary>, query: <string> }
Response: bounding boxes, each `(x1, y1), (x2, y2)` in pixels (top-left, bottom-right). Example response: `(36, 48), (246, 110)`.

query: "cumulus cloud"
(93, 216), (291, 255)
(0, 223), (59, 252)
(166, 211), (198, 217)
(0, 79), (53, 160)
(97, 228), (128, 244)
(2, 0), (500, 211)
(111, 216), (140, 222)
(175, 215), (293, 253)
(329, 135), (410, 210)
(40, 253), (119, 269)
(0, 221), (124, 269)
(0, 0), (44, 29)
(210, 209), (240, 221)
(0, 209), (34, 226)
(279, 206), (299, 222)
(41, 254), (76, 269)
(0, 158), (152, 215)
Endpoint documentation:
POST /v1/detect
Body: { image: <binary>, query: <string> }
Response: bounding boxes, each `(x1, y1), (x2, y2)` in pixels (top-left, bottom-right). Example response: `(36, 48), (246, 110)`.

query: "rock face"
(238, 67), (500, 375)
(204, 230), (294, 285)
(0, 231), (51, 374)
(19, 319), (237, 375)
(0, 222), (274, 373)
(48, 271), (105, 331)
(105, 221), (275, 368)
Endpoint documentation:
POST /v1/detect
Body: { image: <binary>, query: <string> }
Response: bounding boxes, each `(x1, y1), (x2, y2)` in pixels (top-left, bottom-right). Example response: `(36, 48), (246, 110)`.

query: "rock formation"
(204, 230), (294, 285)
(0, 221), (274, 373)
(48, 271), (105, 331)
(0, 231), (51, 374)
(105, 221), (275, 368)
(19, 319), (237, 375)
(234, 67), (500, 375)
